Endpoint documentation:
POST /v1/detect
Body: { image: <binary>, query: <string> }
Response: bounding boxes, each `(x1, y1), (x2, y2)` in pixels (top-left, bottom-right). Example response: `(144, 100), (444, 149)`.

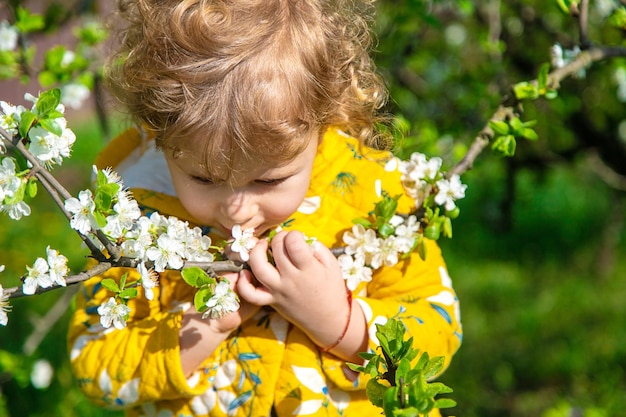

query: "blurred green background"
(1, 1), (626, 416)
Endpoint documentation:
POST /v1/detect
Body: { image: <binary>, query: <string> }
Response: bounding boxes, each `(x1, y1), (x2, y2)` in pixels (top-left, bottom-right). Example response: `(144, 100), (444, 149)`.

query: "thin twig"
(5, 258), (245, 299)
(446, 45), (626, 179)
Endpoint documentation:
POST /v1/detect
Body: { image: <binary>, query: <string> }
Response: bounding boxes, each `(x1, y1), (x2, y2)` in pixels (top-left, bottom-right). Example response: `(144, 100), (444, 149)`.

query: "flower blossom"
(2, 199), (31, 220)
(28, 120), (77, 167)
(203, 281), (240, 319)
(0, 21), (18, 51)
(61, 83), (91, 110)
(65, 189), (99, 235)
(146, 234), (184, 272)
(137, 262), (159, 301)
(337, 253), (372, 291)
(23, 257), (53, 295)
(0, 101), (25, 136)
(398, 152), (441, 201)
(0, 157), (21, 202)
(0, 282), (11, 326)
(435, 174), (467, 211)
(46, 246), (69, 287)
(103, 195), (141, 239)
(230, 225), (256, 262)
(97, 297), (131, 330)
(342, 224), (380, 257)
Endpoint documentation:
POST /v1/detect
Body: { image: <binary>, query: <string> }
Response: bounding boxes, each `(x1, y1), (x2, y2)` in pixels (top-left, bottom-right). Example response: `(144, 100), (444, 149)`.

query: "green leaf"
(38, 118), (62, 137)
(416, 238), (427, 260)
(445, 206), (460, 220)
(544, 88), (558, 100)
(513, 81), (539, 100)
(488, 120), (509, 136)
(94, 191), (113, 214)
(93, 210), (107, 229)
(491, 135), (516, 157)
(35, 89), (61, 118)
(37, 70), (57, 87)
(15, 7), (45, 33)
(101, 278), (120, 293)
(378, 223), (395, 238)
(119, 288), (138, 299)
(18, 110), (37, 139)
(537, 62), (550, 90)
(521, 128), (538, 141)
(365, 379), (388, 408)
(423, 224), (440, 240)
(434, 398), (457, 409)
(423, 356), (445, 379)
(352, 217), (373, 228)
(194, 287), (213, 313)
(26, 178), (38, 198)
(181, 266), (206, 287)
(383, 386), (400, 417)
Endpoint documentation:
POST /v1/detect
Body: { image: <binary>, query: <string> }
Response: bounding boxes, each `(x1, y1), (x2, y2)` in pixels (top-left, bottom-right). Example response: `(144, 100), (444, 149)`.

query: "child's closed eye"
(254, 177), (288, 186)
(190, 175), (214, 185)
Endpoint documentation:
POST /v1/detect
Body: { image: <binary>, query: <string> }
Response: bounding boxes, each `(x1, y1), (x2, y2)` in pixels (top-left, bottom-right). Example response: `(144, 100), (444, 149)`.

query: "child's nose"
(221, 190), (255, 225)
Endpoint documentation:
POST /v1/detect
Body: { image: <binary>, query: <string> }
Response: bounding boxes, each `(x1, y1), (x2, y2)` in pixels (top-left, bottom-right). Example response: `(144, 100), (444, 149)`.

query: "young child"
(68, 0), (463, 416)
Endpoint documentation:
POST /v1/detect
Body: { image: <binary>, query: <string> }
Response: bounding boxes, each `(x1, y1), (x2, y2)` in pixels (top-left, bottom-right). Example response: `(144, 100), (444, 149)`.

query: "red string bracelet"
(320, 286), (353, 352)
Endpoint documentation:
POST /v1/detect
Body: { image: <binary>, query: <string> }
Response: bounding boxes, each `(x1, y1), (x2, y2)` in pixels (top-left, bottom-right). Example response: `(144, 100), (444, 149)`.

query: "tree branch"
(446, 45), (626, 179)
(5, 258), (245, 299)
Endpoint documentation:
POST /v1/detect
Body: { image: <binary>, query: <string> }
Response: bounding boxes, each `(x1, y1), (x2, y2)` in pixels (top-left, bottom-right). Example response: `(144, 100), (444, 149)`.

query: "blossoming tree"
(1, 0), (626, 416)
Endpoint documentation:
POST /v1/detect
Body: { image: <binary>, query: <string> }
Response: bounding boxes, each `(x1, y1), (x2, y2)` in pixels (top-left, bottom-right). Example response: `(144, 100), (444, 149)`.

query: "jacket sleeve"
(67, 264), (213, 409)
(320, 238), (462, 390)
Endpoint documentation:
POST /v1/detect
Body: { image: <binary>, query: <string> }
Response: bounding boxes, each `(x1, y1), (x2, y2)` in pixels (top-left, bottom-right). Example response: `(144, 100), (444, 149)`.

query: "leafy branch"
(348, 319), (455, 416)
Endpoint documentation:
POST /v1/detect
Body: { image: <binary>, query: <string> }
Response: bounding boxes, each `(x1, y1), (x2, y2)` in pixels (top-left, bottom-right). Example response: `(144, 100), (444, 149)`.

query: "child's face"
(165, 137), (318, 238)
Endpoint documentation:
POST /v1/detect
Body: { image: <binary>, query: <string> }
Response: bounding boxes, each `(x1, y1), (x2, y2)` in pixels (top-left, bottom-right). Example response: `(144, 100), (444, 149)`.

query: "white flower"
(230, 225), (256, 262)
(46, 246), (68, 287)
(400, 153), (442, 182)
(61, 83), (90, 109)
(0, 157), (21, 201)
(146, 234), (184, 272)
(181, 227), (214, 262)
(0, 21), (18, 51)
(120, 216), (154, 258)
(27, 119), (76, 166)
(103, 195), (141, 239)
(0, 101), (25, 135)
(0, 284), (11, 326)
(97, 297), (131, 329)
(435, 174), (467, 211)
(137, 262), (159, 301)
(394, 215), (420, 253)
(338, 253), (373, 291)
(65, 189), (99, 235)
(202, 281), (240, 319)
(2, 200), (31, 220)
(23, 257), (53, 295)
(368, 236), (399, 269)
(60, 50), (75, 67)
(342, 224), (380, 257)
(30, 359), (54, 389)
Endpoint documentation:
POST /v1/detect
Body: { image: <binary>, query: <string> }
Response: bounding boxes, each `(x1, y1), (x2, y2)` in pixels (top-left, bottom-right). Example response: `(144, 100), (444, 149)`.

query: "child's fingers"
(247, 238), (281, 288)
(273, 230), (315, 271)
(236, 270), (274, 306)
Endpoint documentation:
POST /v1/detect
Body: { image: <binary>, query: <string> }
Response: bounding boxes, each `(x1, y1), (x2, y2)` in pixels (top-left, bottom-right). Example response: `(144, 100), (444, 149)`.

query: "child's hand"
(180, 270), (261, 376)
(236, 230), (353, 350)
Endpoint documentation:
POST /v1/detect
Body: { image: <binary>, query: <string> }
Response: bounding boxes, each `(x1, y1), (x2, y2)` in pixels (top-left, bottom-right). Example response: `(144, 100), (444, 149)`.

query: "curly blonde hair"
(106, 0), (389, 173)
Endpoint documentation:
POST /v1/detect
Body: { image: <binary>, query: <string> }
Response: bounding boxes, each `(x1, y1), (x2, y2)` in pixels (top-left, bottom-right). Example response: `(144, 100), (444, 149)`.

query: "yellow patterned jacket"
(67, 127), (463, 417)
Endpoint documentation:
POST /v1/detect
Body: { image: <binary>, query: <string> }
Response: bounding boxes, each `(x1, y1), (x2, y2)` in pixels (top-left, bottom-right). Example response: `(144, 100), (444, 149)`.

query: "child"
(68, 0), (463, 416)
